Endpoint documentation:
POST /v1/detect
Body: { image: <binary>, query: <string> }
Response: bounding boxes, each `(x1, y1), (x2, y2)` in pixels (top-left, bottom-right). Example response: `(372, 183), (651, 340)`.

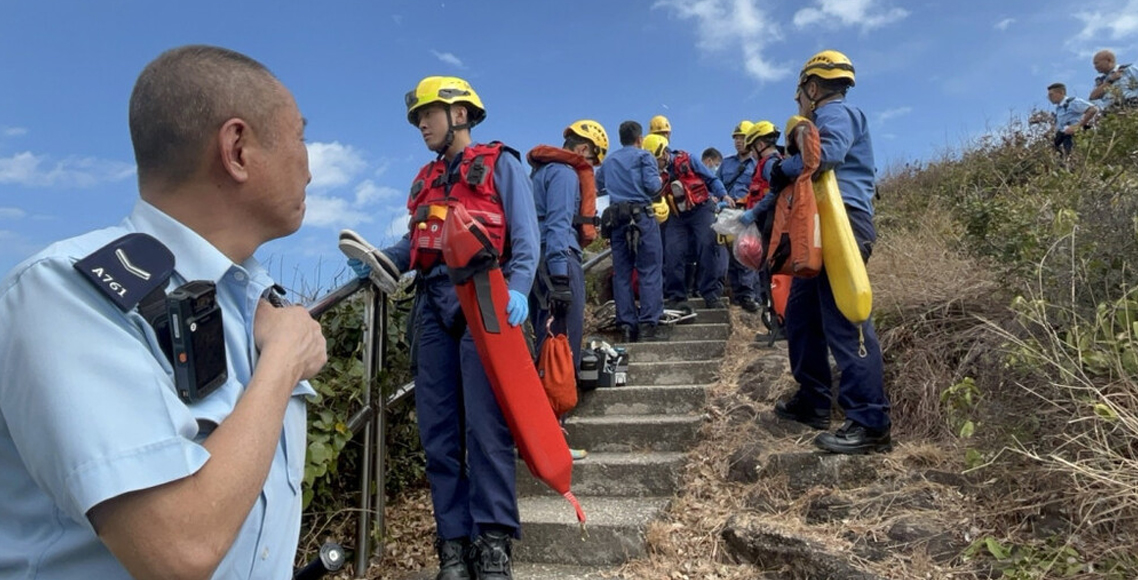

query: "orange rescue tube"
(440, 203), (584, 524)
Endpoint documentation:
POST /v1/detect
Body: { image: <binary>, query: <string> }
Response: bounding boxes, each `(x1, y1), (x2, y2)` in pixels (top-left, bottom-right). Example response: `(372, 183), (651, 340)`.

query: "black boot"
(814, 420), (893, 454)
(773, 397), (831, 430)
(434, 537), (471, 580)
(737, 296), (760, 313)
(619, 323), (638, 343)
(470, 530), (512, 579)
(638, 322), (666, 342)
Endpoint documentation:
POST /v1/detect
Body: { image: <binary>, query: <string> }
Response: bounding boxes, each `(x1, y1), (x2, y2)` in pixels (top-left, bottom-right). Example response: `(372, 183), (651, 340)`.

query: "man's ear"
(218, 118), (251, 184)
(452, 104), (468, 126)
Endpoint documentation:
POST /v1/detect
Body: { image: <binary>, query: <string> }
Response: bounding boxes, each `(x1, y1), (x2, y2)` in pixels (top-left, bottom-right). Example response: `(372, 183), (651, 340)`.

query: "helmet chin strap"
(433, 106), (473, 158)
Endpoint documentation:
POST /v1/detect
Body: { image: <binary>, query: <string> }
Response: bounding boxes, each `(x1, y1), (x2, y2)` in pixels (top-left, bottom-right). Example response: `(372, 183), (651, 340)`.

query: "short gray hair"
(129, 45), (284, 186)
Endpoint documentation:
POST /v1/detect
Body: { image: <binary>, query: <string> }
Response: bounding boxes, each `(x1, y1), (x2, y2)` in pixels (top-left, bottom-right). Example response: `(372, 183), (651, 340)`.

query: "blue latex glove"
(347, 258), (371, 279)
(506, 289), (528, 327)
(716, 200), (729, 211)
(739, 209), (758, 226)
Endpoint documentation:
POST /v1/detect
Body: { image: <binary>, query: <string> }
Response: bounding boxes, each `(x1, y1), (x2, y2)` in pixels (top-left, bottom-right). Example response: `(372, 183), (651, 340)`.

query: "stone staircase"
(511, 308), (730, 576)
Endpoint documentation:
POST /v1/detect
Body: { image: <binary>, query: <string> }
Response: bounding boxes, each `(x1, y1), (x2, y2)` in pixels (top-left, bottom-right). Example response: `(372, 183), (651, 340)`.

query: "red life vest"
(407, 143), (512, 271)
(525, 145), (599, 246)
(668, 151), (710, 208)
(745, 152), (782, 210)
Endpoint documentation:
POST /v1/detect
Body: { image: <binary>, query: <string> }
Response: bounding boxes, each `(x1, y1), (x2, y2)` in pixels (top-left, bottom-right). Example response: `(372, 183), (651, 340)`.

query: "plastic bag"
(710, 207), (745, 237)
(733, 222), (765, 271)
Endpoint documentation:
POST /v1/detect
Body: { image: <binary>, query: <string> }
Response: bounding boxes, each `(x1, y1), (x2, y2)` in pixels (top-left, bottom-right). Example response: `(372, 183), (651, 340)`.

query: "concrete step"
(396, 562), (618, 579)
(619, 339), (725, 362)
(627, 359), (720, 385)
(564, 414), (702, 452)
(574, 384), (708, 416)
(515, 496), (670, 565)
(688, 308), (730, 324)
(661, 322), (729, 341)
(518, 451), (686, 498)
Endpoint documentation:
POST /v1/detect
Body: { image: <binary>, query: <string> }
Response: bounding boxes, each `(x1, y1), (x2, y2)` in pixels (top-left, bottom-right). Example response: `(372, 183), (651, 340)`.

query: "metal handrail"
(307, 279), (395, 578)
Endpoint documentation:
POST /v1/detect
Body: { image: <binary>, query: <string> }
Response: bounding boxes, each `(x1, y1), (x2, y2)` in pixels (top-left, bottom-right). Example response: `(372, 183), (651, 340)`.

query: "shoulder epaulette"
(73, 233), (174, 312)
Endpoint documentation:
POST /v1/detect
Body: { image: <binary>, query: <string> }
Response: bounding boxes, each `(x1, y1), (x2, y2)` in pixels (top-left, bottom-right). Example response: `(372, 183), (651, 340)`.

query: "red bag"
(537, 322), (578, 417)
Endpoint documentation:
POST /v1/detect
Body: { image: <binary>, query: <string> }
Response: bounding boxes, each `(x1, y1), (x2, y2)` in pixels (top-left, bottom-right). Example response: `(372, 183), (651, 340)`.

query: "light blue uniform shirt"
(666, 150), (727, 200)
(596, 145), (663, 205)
(531, 161), (582, 278)
(384, 144), (540, 295)
(780, 99), (877, 216)
(1053, 96), (1095, 128)
(1094, 64), (1138, 108)
(716, 154), (755, 201)
(0, 200), (313, 580)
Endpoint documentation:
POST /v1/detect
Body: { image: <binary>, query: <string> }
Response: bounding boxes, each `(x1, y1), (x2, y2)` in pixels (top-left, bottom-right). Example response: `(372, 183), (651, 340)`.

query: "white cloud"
(875, 106), (913, 125)
(793, 0), (908, 31)
(1072, 0), (1138, 41)
(303, 195), (373, 229)
(655, 0), (791, 83)
(354, 179), (402, 206)
(994, 18), (1015, 31)
(2, 127), (27, 137)
(430, 50), (466, 69)
(306, 141), (367, 190)
(0, 151), (135, 188)
(0, 207), (27, 219)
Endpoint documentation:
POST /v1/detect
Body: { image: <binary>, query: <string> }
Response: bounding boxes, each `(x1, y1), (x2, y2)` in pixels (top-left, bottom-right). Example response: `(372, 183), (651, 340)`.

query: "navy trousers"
(530, 252), (586, 370)
(784, 207), (890, 430)
(611, 211), (664, 328)
(413, 276), (519, 540)
(663, 201), (723, 303)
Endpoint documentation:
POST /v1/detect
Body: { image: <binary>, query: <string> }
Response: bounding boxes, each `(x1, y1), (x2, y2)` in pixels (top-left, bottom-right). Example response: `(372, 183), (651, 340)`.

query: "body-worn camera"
(152, 281), (228, 403)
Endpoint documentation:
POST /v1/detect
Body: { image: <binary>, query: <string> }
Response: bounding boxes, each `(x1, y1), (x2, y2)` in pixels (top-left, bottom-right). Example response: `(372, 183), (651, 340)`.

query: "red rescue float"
(440, 203), (585, 526)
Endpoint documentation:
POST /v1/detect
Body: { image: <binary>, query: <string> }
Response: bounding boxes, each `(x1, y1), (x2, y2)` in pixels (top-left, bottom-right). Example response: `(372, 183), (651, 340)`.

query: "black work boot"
(470, 530), (512, 579)
(814, 420), (893, 454)
(737, 296), (760, 313)
(434, 537), (471, 580)
(638, 322), (666, 342)
(619, 323), (638, 343)
(704, 297), (727, 309)
(773, 397), (831, 430)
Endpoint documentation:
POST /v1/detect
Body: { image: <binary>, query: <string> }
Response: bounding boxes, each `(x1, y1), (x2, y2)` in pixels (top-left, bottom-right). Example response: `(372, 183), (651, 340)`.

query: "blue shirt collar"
(124, 200), (267, 286)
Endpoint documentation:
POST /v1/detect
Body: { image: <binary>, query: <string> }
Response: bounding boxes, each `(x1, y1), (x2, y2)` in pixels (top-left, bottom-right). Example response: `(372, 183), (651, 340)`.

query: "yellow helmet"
(652, 197), (670, 223)
(649, 115), (671, 134)
(744, 120), (779, 149)
(732, 120), (754, 137)
(799, 50), (855, 86)
(564, 119), (610, 164)
(404, 76), (486, 127)
(642, 134), (670, 158)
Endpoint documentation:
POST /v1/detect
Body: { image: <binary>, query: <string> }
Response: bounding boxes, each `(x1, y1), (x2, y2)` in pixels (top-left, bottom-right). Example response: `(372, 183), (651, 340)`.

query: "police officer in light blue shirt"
(596, 121), (665, 342)
(1090, 49), (1138, 110)
(1047, 82), (1099, 155)
(0, 45), (327, 580)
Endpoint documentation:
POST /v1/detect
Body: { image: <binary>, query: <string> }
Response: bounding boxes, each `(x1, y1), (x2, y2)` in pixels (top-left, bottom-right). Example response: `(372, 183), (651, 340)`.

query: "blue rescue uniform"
(717, 154), (758, 303)
(529, 158), (586, 370)
(0, 201), (312, 579)
(381, 145), (538, 540)
(596, 144), (664, 331)
(662, 151), (727, 305)
(775, 99), (890, 431)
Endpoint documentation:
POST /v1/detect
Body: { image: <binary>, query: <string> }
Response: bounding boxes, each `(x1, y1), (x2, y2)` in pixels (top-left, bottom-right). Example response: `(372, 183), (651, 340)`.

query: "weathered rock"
(755, 410), (823, 438)
(737, 355), (788, 402)
(806, 492), (853, 524)
(759, 452), (881, 492)
(886, 515), (964, 563)
(721, 514), (885, 580)
(921, 469), (974, 492)
(726, 442), (765, 484)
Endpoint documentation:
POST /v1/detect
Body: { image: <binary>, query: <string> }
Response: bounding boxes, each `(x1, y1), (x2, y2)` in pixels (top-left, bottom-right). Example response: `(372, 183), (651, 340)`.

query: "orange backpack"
(527, 145), (599, 246)
(537, 326), (578, 417)
(767, 117), (823, 278)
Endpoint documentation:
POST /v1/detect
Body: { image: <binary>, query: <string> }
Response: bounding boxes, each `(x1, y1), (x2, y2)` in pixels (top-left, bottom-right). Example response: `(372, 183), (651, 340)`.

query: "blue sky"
(3, 0), (1137, 297)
